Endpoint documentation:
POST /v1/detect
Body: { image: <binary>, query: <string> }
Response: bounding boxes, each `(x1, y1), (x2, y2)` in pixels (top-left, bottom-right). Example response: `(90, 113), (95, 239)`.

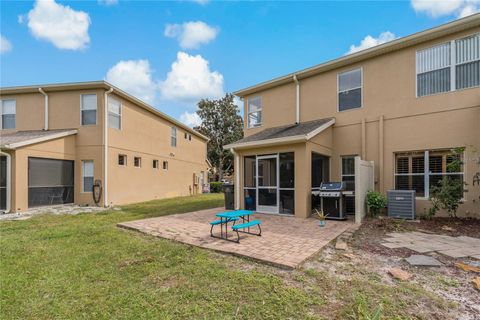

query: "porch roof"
(224, 118), (335, 150)
(0, 129), (78, 150)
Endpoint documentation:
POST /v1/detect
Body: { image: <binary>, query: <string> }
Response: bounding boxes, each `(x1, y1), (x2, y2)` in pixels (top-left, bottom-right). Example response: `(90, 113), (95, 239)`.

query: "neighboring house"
(226, 14), (480, 219)
(0, 81), (209, 213)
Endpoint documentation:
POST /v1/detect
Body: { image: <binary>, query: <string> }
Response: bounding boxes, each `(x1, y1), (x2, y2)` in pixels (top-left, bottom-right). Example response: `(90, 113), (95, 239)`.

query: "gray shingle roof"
(0, 129), (77, 149)
(231, 118), (334, 145)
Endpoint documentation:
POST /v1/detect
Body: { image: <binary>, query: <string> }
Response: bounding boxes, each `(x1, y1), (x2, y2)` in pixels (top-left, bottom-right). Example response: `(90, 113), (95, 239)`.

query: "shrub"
(366, 191), (387, 217)
(209, 182), (223, 193)
(429, 147), (468, 218)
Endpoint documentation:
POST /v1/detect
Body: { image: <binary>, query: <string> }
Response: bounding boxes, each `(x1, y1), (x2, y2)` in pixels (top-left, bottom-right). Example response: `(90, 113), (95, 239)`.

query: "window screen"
(1, 99), (16, 129)
(81, 94), (97, 125)
(118, 154), (127, 166)
(28, 158), (74, 207)
(338, 69), (362, 111)
(108, 97), (121, 129)
(247, 97), (262, 128)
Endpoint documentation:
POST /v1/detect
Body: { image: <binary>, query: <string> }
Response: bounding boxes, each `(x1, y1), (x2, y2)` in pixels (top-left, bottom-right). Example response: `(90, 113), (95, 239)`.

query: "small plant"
(429, 147), (468, 218)
(366, 191), (387, 217)
(314, 208), (328, 220)
(209, 182), (223, 193)
(350, 294), (383, 320)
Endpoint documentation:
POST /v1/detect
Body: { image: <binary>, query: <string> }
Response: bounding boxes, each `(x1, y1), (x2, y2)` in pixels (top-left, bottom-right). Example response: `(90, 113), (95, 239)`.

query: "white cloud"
(164, 21), (219, 49)
(411, 0), (479, 18)
(0, 35), (12, 54)
(234, 96), (244, 114)
(347, 31), (397, 54)
(160, 51), (224, 103)
(105, 60), (158, 104)
(98, 0), (119, 5)
(26, 0), (91, 50)
(180, 111), (202, 127)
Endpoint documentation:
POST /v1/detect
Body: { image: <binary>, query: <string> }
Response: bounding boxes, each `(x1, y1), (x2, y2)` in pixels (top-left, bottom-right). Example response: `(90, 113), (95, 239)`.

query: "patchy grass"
(1, 194), (457, 319)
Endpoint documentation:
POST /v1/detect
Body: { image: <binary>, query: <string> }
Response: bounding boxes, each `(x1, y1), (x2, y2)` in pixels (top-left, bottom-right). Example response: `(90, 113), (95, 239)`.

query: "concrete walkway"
(382, 231), (480, 259)
(118, 207), (357, 268)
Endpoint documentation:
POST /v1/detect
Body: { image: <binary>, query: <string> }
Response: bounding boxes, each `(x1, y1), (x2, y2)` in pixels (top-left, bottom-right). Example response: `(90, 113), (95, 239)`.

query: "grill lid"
(320, 182), (345, 191)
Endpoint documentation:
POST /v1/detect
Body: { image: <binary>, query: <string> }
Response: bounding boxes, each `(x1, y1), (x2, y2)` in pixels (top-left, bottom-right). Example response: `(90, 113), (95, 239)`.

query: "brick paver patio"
(382, 231), (480, 259)
(118, 207), (356, 268)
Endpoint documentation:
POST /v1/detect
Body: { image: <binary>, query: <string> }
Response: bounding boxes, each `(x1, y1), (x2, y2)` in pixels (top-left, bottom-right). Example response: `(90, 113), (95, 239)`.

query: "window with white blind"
(338, 68), (362, 111)
(395, 150), (464, 198)
(1, 99), (16, 129)
(416, 43), (451, 97)
(80, 94), (97, 125)
(108, 97), (121, 129)
(247, 97), (262, 128)
(416, 33), (479, 97)
(171, 127), (177, 147)
(455, 34), (480, 90)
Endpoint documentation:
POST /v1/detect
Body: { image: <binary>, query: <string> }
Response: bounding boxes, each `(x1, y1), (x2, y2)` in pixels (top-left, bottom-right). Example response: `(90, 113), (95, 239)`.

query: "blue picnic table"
(210, 210), (261, 243)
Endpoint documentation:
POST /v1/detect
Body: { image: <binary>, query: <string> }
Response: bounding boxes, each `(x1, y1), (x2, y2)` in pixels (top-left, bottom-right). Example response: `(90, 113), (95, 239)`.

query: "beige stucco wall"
(107, 93), (208, 205)
(1, 88), (208, 211)
(238, 27), (480, 218)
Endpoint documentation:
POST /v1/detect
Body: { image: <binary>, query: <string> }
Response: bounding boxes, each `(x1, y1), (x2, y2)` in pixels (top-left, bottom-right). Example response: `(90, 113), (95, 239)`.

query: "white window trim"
(171, 127), (177, 147)
(134, 157), (142, 168)
(118, 154), (127, 166)
(0, 99), (16, 130)
(247, 96), (262, 128)
(80, 94), (98, 126)
(108, 97), (122, 130)
(163, 161), (169, 170)
(337, 67), (363, 112)
(393, 149), (465, 200)
(415, 32), (480, 98)
(153, 159), (159, 169)
(81, 160), (94, 193)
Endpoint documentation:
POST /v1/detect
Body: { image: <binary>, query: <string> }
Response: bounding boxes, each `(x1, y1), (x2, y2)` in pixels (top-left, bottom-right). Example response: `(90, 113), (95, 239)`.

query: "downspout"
(38, 88), (48, 130)
(293, 74), (300, 124)
(104, 87), (114, 207)
(231, 148), (240, 210)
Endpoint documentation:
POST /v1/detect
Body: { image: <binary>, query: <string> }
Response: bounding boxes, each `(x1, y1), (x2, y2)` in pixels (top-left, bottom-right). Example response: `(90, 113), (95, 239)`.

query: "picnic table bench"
(210, 210), (261, 243)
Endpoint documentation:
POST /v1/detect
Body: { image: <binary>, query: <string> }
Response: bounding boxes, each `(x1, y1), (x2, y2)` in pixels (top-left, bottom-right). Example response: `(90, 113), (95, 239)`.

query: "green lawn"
(0, 194), (451, 319)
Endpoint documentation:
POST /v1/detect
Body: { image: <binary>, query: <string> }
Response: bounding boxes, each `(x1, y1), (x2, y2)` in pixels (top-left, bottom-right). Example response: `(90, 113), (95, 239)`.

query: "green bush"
(210, 182), (223, 193)
(429, 147), (468, 218)
(366, 191), (387, 217)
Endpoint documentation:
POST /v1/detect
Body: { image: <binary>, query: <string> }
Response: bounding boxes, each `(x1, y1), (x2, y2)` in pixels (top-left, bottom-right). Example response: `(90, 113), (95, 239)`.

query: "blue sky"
(1, 0), (478, 126)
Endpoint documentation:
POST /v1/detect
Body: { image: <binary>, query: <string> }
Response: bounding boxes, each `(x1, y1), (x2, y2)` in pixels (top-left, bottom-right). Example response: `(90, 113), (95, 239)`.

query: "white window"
(416, 33), (479, 97)
(394, 149), (464, 198)
(171, 127), (177, 147)
(247, 97), (262, 128)
(163, 161), (168, 170)
(108, 97), (121, 129)
(1, 99), (16, 129)
(338, 68), (362, 111)
(82, 160), (94, 193)
(153, 159), (159, 169)
(80, 94), (97, 126)
(416, 42), (451, 97)
(455, 34), (480, 90)
(134, 157), (141, 168)
(118, 154), (127, 166)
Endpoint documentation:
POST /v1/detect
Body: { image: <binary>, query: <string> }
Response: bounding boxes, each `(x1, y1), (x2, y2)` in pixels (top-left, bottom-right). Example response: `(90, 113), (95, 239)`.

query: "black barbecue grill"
(318, 182), (347, 220)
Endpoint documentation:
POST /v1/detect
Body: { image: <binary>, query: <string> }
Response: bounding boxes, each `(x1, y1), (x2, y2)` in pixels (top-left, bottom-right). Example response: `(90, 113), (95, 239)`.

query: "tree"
(195, 94), (243, 181)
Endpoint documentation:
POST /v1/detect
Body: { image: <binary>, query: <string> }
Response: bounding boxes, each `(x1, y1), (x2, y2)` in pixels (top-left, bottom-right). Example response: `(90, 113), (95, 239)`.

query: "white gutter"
(0, 151), (11, 213)
(1, 129), (78, 149)
(104, 87), (113, 207)
(38, 88), (48, 130)
(293, 75), (300, 124)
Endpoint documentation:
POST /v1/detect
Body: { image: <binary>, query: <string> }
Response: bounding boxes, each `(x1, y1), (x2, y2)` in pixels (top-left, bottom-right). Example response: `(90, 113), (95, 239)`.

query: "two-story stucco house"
(0, 81), (209, 213)
(226, 14), (480, 219)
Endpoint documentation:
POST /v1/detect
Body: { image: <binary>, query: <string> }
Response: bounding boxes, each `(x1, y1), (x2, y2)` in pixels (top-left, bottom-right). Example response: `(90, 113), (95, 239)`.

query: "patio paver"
(118, 207), (356, 268)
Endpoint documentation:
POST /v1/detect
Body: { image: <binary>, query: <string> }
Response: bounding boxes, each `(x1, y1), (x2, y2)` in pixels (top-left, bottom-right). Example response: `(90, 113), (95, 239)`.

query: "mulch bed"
(351, 216), (480, 257)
